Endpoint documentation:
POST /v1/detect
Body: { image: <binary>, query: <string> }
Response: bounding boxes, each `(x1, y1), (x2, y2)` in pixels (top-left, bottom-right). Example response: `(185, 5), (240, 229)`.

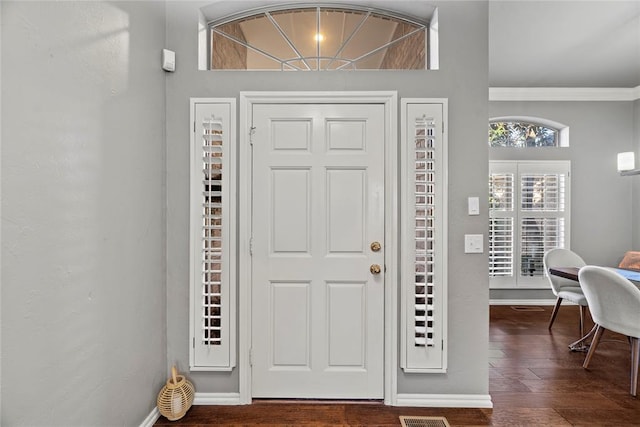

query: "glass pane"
(379, 22), (425, 69)
(489, 173), (514, 211)
(318, 9), (367, 61)
(340, 13), (398, 69)
(210, 6), (427, 71)
(520, 218), (565, 277)
(271, 8), (317, 65)
(521, 174), (565, 212)
(211, 23), (248, 70)
(489, 122), (558, 147)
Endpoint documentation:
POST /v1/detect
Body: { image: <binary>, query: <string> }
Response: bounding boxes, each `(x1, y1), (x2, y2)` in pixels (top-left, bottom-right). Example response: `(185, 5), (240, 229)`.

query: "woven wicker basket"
(157, 366), (195, 421)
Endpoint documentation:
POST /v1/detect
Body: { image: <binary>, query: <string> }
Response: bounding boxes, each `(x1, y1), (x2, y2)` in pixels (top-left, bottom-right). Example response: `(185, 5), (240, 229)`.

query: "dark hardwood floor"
(155, 305), (640, 426)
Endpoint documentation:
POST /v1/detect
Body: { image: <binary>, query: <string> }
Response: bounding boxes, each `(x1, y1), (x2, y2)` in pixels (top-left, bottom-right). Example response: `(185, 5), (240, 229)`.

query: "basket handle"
(171, 365), (178, 385)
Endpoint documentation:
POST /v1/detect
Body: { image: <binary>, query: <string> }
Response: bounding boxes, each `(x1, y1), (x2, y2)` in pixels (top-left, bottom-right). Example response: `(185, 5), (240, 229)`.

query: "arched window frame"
(199, 2), (438, 71)
(489, 116), (569, 148)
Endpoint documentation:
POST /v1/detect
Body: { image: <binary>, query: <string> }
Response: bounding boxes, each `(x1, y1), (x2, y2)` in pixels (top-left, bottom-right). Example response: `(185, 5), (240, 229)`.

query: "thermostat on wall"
(162, 49), (176, 72)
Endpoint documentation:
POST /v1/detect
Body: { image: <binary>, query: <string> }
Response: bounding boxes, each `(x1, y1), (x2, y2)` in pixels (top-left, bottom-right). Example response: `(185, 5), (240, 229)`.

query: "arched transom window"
(209, 5), (428, 70)
(488, 118), (569, 148)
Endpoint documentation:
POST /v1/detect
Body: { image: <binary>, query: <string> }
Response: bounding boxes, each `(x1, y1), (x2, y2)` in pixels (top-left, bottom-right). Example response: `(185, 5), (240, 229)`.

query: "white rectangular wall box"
(468, 197), (479, 215)
(162, 49), (176, 72)
(464, 234), (483, 253)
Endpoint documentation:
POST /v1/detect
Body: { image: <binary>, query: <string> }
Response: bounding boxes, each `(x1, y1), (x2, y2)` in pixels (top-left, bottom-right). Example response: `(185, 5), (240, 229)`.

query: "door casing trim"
(238, 91), (398, 404)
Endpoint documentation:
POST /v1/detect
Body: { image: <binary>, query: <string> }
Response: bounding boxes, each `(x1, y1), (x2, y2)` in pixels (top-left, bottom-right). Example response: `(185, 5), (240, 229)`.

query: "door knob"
(370, 241), (382, 252)
(370, 264), (381, 275)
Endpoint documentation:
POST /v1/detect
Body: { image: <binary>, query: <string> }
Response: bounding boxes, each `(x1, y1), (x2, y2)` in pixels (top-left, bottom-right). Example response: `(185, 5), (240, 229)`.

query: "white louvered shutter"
(190, 99), (236, 370)
(489, 164), (515, 282)
(489, 161), (570, 289)
(517, 163), (568, 286)
(401, 100), (447, 372)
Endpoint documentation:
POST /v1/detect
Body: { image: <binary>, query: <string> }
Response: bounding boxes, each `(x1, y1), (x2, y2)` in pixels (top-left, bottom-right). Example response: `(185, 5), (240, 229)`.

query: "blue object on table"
(613, 268), (640, 282)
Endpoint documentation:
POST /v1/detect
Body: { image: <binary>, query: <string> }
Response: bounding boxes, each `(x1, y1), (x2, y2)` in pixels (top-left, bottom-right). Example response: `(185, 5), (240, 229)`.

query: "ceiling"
(489, 0), (640, 88)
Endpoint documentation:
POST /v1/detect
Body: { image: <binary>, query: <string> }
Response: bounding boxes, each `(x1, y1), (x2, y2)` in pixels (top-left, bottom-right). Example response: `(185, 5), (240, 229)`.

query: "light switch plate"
(464, 234), (483, 253)
(468, 196), (480, 215)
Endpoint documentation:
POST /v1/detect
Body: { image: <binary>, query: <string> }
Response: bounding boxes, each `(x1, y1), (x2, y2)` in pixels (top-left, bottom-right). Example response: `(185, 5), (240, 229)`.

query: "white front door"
(250, 103), (385, 399)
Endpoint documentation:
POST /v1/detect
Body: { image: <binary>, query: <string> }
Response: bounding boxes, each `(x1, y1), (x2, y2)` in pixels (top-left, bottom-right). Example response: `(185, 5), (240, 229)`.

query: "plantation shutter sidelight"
(190, 99), (236, 371)
(401, 100), (447, 372)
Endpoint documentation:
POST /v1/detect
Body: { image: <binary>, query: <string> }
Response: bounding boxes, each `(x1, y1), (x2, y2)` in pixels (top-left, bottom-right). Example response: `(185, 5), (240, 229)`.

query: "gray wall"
(166, 1), (489, 396)
(1, 1), (167, 425)
(489, 101), (636, 300)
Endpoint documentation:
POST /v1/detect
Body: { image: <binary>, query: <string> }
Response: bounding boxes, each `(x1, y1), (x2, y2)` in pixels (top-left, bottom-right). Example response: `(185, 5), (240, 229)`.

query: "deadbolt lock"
(370, 264), (382, 275)
(370, 241), (382, 252)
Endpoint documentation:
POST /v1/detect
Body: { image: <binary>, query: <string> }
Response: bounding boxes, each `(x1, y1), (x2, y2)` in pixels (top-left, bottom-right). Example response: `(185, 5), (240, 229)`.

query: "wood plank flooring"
(155, 305), (640, 426)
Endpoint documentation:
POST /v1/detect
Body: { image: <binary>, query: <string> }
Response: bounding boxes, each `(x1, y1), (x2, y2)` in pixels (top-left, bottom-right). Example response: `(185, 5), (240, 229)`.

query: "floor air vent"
(510, 305), (545, 312)
(399, 416), (450, 427)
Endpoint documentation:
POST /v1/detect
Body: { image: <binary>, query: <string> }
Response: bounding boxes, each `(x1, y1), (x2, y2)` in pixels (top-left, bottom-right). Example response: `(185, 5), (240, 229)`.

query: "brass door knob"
(370, 241), (382, 252)
(370, 264), (381, 275)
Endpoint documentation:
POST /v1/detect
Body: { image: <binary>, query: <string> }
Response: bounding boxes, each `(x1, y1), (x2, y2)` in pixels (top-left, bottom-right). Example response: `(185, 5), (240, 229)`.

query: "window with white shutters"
(489, 161), (570, 289)
(401, 100), (447, 372)
(190, 99), (236, 370)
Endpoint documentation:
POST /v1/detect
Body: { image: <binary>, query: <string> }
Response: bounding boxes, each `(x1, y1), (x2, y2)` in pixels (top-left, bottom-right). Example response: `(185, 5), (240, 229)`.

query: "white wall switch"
(162, 49), (176, 72)
(464, 234), (484, 253)
(468, 196), (480, 215)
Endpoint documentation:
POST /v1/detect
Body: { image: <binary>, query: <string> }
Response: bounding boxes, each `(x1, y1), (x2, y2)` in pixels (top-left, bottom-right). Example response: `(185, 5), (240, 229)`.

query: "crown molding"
(490, 86), (640, 102)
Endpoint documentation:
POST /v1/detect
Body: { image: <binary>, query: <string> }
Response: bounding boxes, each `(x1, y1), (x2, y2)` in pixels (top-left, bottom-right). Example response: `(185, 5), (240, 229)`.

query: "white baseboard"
(139, 393), (242, 426)
(194, 392), (243, 405)
(139, 407), (160, 427)
(490, 299), (559, 306)
(395, 393), (493, 408)
(145, 392), (491, 417)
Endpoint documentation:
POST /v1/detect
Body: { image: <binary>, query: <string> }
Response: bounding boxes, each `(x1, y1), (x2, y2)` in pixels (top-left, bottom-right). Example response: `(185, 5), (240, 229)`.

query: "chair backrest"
(543, 248), (586, 294)
(618, 251), (640, 270)
(578, 266), (640, 339)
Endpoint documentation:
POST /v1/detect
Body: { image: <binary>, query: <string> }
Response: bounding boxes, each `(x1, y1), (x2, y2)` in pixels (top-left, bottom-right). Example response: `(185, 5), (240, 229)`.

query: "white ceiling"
(489, 0), (640, 88)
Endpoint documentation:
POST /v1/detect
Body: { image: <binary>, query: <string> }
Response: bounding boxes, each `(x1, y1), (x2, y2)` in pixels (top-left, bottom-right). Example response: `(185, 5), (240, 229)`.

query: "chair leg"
(579, 305), (587, 338)
(583, 325), (605, 369)
(630, 337), (640, 397)
(548, 297), (563, 330)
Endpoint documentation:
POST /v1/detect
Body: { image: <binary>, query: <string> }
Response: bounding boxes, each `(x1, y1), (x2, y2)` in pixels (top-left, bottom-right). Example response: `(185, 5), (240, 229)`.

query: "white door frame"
(238, 91), (398, 404)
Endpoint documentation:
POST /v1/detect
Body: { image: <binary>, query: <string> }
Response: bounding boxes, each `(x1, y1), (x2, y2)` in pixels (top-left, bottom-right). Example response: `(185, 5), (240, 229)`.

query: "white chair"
(543, 248), (588, 338)
(578, 266), (640, 396)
